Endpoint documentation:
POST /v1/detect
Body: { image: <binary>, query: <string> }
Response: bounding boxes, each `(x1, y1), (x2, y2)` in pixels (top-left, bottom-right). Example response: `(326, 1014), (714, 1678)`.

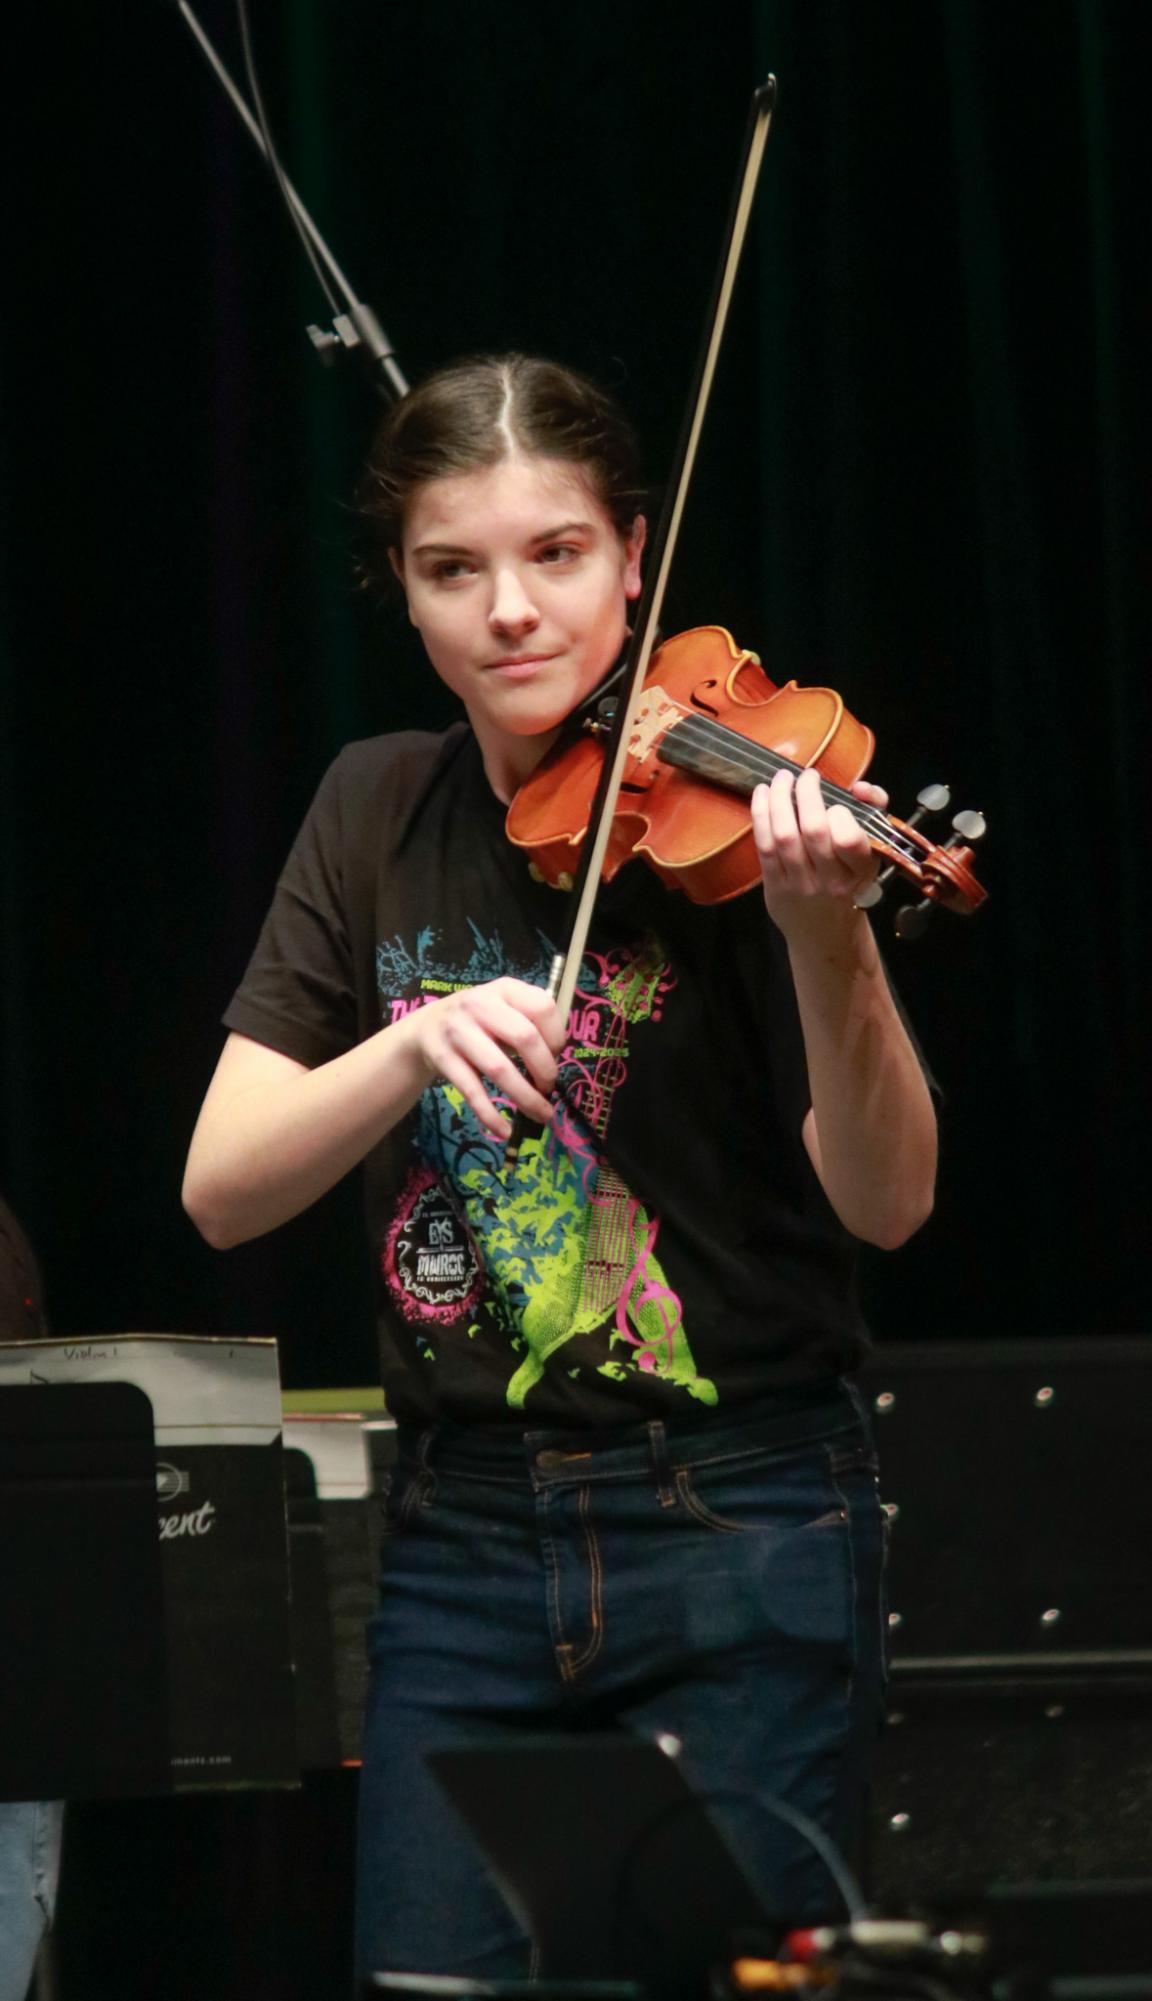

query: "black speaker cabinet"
(856, 1340), (1152, 1906)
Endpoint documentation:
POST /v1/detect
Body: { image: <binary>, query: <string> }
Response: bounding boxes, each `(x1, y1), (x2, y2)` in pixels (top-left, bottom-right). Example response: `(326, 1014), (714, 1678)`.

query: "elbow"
(856, 1179), (935, 1252)
(182, 1165), (248, 1252)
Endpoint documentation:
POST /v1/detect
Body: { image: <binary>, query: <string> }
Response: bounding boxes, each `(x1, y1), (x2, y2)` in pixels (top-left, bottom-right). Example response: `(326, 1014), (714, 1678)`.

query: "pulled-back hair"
(358, 353), (646, 595)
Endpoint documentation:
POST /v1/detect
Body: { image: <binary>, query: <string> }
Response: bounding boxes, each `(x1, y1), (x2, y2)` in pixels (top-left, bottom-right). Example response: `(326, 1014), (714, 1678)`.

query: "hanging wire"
(234, 0), (340, 317)
(610, 1779), (868, 1964)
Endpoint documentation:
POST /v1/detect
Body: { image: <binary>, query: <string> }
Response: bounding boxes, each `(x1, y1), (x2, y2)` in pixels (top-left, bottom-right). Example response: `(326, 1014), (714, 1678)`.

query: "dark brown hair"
(358, 353), (645, 594)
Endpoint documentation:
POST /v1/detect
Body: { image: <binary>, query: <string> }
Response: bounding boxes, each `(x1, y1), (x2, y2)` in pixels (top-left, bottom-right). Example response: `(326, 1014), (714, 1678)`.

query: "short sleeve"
(223, 755), (359, 1070)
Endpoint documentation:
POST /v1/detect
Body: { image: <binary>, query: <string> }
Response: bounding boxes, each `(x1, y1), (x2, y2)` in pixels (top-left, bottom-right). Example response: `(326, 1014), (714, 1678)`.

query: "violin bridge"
(625, 685), (679, 763)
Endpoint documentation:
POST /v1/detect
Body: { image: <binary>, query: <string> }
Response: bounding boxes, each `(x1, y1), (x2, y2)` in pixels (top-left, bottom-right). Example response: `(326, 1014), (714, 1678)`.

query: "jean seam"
(562, 1485), (604, 1678)
(824, 1445), (859, 1714)
(671, 1424), (858, 1476)
(674, 1464), (741, 1533)
(538, 1491), (567, 1677)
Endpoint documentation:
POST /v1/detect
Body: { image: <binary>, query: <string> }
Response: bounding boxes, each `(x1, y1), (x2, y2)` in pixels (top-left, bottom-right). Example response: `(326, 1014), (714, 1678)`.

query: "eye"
(537, 542), (582, 567)
(428, 557), (474, 583)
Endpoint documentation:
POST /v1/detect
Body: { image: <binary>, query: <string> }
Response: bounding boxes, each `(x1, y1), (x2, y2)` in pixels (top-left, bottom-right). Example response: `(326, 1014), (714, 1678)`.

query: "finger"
(765, 767), (814, 889)
(443, 1035), (555, 1130)
(447, 988), (559, 1090)
(793, 767), (837, 864)
(796, 778), (871, 898)
(750, 779), (773, 849)
(482, 1001), (560, 1092)
(433, 1050), (514, 1138)
(495, 979), (568, 1056)
(826, 802), (879, 895)
(451, 1021), (557, 1121)
(826, 801), (872, 861)
(850, 778), (889, 811)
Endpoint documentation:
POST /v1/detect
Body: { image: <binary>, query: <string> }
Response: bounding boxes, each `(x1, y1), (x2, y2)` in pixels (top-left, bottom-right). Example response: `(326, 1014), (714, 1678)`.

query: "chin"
(498, 689), (577, 739)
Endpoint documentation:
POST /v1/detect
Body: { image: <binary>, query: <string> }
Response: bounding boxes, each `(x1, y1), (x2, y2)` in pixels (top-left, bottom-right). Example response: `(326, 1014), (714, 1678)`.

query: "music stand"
(421, 1735), (775, 2000)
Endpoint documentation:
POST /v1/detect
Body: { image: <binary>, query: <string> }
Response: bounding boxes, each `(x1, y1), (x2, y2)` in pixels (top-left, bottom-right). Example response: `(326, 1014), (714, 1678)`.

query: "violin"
(506, 626), (987, 937)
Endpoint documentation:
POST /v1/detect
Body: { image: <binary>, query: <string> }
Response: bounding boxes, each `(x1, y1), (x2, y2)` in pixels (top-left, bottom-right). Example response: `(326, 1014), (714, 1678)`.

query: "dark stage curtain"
(2, 1), (1146, 1387)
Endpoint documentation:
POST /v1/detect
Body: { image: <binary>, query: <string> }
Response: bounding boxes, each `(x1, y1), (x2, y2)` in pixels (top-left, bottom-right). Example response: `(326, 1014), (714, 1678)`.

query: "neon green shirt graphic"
(389, 934), (717, 1411)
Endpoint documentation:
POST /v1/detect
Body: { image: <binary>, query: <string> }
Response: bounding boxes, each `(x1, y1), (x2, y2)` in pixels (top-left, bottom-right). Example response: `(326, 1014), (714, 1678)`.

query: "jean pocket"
(672, 1454), (848, 1537)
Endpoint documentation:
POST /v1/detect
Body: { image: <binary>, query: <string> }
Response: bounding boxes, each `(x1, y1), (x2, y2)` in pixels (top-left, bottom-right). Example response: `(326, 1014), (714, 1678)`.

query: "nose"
(488, 564), (540, 638)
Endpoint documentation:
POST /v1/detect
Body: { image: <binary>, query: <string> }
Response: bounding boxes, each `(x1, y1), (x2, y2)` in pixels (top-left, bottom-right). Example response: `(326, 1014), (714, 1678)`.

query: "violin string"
(670, 712), (894, 835)
(661, 712), (922, 863)
(683, 719), (920, 860)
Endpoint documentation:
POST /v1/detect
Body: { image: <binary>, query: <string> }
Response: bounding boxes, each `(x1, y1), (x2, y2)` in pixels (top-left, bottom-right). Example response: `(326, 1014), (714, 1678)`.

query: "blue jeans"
(356, 1382), (886, 1980)
(0, 1800), (63, 2001)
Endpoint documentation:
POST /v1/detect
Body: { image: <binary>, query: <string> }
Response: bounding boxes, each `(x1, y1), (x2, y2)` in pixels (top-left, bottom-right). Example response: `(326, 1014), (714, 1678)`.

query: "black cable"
(610, 1776), (867, 1970)
(234, 0), (340, 318)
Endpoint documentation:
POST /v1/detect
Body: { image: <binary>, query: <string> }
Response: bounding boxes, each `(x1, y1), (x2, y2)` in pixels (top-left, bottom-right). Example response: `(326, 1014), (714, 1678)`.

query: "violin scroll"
(858, 787), (988, 939)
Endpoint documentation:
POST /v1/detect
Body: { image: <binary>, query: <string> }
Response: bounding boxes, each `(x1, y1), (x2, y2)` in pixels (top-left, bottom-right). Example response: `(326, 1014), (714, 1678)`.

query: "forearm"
(185, 977), (565, 1250)
(183, 1018), (433, 1250)
(786, 905), (937, 1249)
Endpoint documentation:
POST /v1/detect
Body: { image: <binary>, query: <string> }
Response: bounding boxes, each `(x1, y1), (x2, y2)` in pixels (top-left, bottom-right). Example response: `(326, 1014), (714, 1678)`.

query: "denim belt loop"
(416, 1424), (440, 1469)
(646, 1419), (677, 1508)
(413, 1423), (440, 1507)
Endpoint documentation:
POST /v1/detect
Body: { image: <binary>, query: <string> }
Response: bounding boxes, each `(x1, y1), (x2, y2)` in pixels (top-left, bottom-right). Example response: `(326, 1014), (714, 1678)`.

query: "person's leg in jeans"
(0, 1800), (64, 2001)
(527, 1394), (886, 1926)
(356, 1433), (554, 1981)
(603, 1418), (887, 1924)
(355, 1394), (885, 1978)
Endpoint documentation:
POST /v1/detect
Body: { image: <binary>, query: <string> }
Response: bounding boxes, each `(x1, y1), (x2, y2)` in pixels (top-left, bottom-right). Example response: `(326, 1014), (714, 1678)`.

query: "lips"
(484, 652), (559, 680)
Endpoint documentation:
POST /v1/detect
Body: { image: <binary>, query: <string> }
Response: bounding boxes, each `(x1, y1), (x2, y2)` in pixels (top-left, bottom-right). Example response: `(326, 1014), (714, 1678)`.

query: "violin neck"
(657, 715), (866, 824)
(654, 712), (929, 876)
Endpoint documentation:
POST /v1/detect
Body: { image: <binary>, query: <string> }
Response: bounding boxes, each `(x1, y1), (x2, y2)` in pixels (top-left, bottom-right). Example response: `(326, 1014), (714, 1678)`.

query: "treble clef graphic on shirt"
(546, 940), (716, 1402)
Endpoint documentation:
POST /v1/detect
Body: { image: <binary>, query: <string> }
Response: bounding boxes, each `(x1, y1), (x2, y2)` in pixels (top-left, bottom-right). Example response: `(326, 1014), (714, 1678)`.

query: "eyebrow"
(411, 520), (596, 558)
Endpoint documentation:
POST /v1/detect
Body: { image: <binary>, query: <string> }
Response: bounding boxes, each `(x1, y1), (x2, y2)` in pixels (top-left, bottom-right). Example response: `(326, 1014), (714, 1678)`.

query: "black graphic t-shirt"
(225, 727), (869, 1427)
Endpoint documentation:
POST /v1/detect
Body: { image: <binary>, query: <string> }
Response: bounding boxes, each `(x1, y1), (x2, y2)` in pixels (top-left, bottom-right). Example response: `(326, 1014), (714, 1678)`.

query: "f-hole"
(689, 680), (723, 718)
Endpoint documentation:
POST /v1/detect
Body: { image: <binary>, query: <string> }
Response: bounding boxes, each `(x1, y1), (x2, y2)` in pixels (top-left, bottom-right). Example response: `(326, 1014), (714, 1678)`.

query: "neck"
(476, 724), (560, 804)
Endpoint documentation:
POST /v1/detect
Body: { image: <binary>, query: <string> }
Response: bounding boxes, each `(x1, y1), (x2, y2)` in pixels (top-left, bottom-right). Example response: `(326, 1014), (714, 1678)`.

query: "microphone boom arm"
(174, 0), (408, 400)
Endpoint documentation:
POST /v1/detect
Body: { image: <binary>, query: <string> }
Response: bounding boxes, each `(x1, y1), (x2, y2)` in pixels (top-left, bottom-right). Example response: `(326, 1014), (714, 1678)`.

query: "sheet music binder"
(0, 1334), (297, 1797)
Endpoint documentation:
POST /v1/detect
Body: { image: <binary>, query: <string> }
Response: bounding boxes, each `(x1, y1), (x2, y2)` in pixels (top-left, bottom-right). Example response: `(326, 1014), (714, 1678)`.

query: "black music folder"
(0, 1335), (296, 1798)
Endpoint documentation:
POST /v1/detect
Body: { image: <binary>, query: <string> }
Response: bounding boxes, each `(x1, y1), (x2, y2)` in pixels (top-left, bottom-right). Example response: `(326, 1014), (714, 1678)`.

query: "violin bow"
(505, 75), (778, 1170)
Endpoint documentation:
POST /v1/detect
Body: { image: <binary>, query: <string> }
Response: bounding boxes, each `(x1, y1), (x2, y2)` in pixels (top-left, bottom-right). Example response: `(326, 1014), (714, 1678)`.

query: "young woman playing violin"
(184, 354), (937, 1977)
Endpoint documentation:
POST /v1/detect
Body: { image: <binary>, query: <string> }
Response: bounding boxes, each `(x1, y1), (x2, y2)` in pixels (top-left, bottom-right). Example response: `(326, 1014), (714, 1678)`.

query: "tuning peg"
(875, 782), (952, 890)
(894, 898), (934, 941)
(908, 783), (951, 829)
(949, 808), (986, 845)
(853, 879), (886, 910)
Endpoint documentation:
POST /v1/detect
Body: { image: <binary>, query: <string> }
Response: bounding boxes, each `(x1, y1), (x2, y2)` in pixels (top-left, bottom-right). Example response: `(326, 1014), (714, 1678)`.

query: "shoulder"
(298, 723), (474, 851)
(323, 722), (472, 807)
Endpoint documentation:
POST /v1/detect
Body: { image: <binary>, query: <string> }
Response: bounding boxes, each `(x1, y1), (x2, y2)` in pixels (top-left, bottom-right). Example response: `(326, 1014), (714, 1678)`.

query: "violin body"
(506, 626), (985, 918)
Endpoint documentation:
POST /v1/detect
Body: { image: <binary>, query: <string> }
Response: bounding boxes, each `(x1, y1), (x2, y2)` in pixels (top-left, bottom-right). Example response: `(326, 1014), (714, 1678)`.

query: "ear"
(622, 515), (647, 601)
(388, 546), (418, 627)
